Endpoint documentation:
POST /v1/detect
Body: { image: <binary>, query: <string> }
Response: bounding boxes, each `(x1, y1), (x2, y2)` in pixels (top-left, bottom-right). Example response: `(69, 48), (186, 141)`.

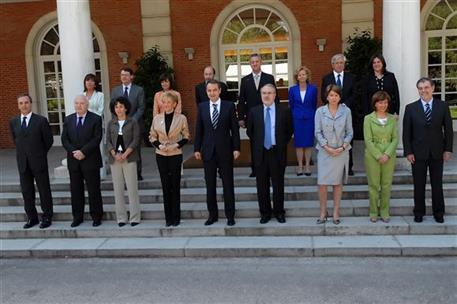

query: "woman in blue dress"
(288, 66), (318, 176)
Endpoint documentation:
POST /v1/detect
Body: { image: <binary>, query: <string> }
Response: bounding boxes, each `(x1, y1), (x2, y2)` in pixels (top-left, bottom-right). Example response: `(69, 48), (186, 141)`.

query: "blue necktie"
(264, 107), (272, 149)
(336, 74), (342, 87)
(123, 86), (129, 99)
(76, 116), (83, 136)
(425, 103), (432, 124)
(21, 117), (27, 129)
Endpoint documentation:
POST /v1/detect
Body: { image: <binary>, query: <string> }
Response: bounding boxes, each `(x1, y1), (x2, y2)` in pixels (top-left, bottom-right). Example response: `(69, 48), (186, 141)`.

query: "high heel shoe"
(296, 167), (303, 176)
(316, 212), (329, 224)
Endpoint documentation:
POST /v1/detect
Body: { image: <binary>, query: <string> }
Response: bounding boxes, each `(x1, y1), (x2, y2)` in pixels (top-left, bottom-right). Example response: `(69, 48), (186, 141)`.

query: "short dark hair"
(120, 67), (134, 75)
(83, 73), (101, 92)
(206, 79), (221, 89)
(110, 96), (131, 116)
(203, 65), (216, 74)
(17, 93), (32, 103)
(158, 73), (176, 90)
(371, 90), (391, 111)
(416, 77), (435, 88)
(368, 53), (387, 74)
(325, 84), (342, 104)
(250, 53), (261, 60)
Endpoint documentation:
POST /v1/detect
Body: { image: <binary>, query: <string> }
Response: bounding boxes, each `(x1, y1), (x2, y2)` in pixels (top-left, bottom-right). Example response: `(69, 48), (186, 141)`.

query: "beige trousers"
(110, 161), (141, 223)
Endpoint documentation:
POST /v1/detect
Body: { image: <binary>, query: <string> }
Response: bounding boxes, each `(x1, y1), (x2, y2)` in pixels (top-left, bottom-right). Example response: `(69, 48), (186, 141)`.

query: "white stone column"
(383, 0), (420, 162)
(57, 0), (95, 114)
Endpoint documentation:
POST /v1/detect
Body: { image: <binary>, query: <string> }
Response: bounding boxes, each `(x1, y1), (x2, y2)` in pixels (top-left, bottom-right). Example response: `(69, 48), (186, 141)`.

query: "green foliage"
(133, 46), (174, 144)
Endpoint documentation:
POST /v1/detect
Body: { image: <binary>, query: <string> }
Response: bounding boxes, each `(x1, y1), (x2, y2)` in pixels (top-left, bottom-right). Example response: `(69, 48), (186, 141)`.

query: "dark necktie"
(212, 104), (219, 130)
(336, 74), (342, 87)
(76, 116), (83, 136)
(425, 103), (432, 124)
(123, 86), (129, 99)
(264, 107), (272, 149)
(21, 117), (27, 129)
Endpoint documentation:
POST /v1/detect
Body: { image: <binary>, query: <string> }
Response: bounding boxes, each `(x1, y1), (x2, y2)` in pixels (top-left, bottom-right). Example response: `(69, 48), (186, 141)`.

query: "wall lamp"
(184, 48), (195, 60)
(118, 51), (129, 64)
(316, 39), (327, 52)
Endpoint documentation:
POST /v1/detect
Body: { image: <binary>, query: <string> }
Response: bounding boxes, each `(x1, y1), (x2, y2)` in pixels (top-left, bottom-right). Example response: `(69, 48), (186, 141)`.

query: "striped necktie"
(211, 103), (219, 130)
(425, 103), (431, 124)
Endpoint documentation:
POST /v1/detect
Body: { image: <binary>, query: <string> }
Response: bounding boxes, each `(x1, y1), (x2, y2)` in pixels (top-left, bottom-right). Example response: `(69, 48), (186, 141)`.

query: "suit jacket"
(403, 98), (453, 160)
(150, 112), (190, 156)
(195, 81), (230, 104)
(362, 71), (400, 115)
(321, 71), (355, 109)
(247, 103), (293, 167)
(194, 100), (240, 162)
(106, 117), (140, 163)
(238, 72), (279, 121)
(110, 84), (145, 122)
(9, 113), (53, 173)
(61, 111), (103, 171)
(288, 83), (318, 120)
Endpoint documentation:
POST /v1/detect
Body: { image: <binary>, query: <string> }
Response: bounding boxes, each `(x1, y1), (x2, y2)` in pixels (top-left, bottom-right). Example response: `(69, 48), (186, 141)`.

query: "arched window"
(220, 6), (291, 99)
(37, 23), (102, 138)
(425, 0), (457, 107)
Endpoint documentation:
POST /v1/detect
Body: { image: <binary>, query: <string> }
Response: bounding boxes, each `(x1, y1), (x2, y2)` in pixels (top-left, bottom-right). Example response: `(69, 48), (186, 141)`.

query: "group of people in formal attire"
(10, 52), (453, 230)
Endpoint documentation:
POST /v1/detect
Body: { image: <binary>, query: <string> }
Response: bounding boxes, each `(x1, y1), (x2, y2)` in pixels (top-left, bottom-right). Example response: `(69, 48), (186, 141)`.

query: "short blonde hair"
(294, 66), (311, 84)
(162, 91), (179, 104)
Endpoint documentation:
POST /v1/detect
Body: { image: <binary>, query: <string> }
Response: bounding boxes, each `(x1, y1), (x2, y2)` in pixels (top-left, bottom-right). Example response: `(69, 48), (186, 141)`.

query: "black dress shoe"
(249, 172), (256, 178)
(130, 222), (139, 227)
(39, 220), (52, 229)
(118, 222), (126, 227)
(23, 219), (39, 229)
(434, 216), (444, 223)
(414, 216), (423, 223)
(137, 174), (143, 181)
(165, 222), (172, 227)
(348, 169), (354, 176)
(70, 220), (83, 228)
(204, 218), (218, 226)
(276, 215), (286, 223)
(227, 219), (235, 226)
(92, 220), (102, 227)
(172, 221), (180, 227)
(260, 216), (271, 224)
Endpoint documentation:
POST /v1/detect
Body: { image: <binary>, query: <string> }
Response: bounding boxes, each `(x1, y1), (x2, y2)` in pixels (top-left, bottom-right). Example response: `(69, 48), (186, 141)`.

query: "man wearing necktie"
(194, 65), (231, 105)
(61, 95), (104, 227)
(403, 77), (453, 224)
(194, 80), (240, 226)
(238, 54), (280, 177)
(111, 67), (145, 180)
(321, 54), (356, 175)
(9, 94), (54, 229)
(247, 84), (293, 224)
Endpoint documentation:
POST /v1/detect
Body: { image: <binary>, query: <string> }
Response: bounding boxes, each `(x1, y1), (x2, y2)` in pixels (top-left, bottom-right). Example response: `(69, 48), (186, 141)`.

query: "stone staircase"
(1, 171), (456, 258)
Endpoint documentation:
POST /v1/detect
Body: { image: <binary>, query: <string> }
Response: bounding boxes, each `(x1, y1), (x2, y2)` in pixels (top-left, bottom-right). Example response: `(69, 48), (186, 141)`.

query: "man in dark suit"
(403, 77), (453, 223)
(238, 54), (279, 177)
(111, 67), (145, 180)
(195, 65), (231, 104)
(321, 53), (356, 175)
(194, 80), (241, 226)
(61, 95), (104, 227)
(247, 84), (293, 224)
(9, 94), (54, 229)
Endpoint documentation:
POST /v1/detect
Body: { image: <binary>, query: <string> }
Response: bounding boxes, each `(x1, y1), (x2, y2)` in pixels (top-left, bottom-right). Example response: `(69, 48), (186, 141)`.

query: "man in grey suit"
(111, 67), (145, 180)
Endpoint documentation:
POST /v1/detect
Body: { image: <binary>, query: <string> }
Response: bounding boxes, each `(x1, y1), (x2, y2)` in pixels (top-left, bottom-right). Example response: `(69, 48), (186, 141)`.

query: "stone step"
(1, 216), (456, 239)
(1, 183), (456, 206)
(1, 234), (455, 258)
(2, 198), (457, 222)
(1, 171), (456, 192)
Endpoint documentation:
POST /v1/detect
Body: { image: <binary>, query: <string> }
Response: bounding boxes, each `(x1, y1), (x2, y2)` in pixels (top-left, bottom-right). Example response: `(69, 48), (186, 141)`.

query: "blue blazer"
(288, 84), (318, 120)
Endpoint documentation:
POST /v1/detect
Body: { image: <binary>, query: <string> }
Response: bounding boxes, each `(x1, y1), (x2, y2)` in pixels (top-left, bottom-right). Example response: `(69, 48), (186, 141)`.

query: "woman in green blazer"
(364, 91), (398, 222)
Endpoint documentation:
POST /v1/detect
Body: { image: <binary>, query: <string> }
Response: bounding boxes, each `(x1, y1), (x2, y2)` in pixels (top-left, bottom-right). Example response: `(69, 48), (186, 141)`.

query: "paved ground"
(1, 257), (456, 304)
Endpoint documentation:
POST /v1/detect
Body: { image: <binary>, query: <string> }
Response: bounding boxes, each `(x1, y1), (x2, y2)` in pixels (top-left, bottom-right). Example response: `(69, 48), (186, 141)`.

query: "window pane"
(259, 48), (272, 61)
(222, 30), (238, 44)
(40, 41), (54, 55)
(266, 13), (281, 32)
(46, 87), (57, 99)
(435, 79), (442, 92)
(445, 79), (457, 91)
(429, 37), (442, 50)
(426, 14), (445, 30)
(445, 65), (457, 77)
(226, 18), (244, 34)
(224, 49), (237, 63)
(239, 49), (253, 63)
(238, 9), (254, 26)
(240, 63), (251, 77)
(44, 27), (59, 46)
(95, 58), (100, 70)
(50, 124), (60, 135)
(45, 74), (56, 86)
(446, 36), (457, 49)
(43, 61), (55, 73)
(48, 112), (59, 123)
(431, 1), (452, 19)
(445, 93), (457, 102)
(446, 50), (457, 62)
(255, 8), (270, 25)
(273, 26), (289, 41)
(240, 27), (271, 43)
(428, 65), (442, 78)
(428, 51), (441, 64)
(93, 38), (100, 52)
(275, 47), (288, 60)
(47, 99), (58, 111)
(448, 15), (457, 29)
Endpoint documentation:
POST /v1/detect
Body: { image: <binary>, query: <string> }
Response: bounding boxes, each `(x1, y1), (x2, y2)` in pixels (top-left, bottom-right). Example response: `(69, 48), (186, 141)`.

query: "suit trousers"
(156, 154), (182, 224)
(255, 147), (286, 218)
(364, 153), (395, 218)
(69, 167), (103, 222)
(203, 152), (235, 220)
(110, 161), (141, 223)
(19, 159), (53, 221)
(137, 143), (142, 177)
(412, 157), (445, 217)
